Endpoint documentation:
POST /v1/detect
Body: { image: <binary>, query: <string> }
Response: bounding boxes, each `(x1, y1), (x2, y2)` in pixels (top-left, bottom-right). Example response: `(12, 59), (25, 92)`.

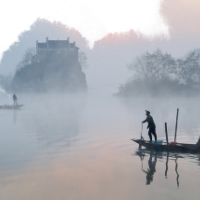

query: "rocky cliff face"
(10, 51), (87, 93)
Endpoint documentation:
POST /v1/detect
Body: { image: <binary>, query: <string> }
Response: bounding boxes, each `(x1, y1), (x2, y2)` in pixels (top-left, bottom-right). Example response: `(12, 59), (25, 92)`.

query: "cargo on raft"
(0, 105), (24, 109)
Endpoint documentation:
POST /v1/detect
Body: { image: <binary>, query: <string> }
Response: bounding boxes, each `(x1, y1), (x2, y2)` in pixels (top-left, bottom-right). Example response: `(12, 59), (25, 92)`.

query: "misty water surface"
(0, 89), (200, 200)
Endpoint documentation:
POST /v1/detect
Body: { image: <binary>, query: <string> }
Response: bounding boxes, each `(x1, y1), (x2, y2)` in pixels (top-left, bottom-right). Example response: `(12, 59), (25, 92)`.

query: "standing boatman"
(13, 93), (18, 106)
(142, 110), (157, 142)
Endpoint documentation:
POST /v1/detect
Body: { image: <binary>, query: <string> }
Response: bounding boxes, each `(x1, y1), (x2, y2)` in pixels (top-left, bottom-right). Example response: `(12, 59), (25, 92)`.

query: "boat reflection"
(135, 149), (182, 188)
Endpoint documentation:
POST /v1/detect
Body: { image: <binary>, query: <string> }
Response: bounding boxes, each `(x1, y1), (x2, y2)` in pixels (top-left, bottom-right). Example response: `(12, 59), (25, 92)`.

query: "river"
(0, 90), (200, 199)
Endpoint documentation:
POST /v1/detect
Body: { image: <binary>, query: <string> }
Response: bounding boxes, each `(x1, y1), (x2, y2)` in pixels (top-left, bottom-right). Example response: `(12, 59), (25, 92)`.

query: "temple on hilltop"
(32, 37), (79, 63)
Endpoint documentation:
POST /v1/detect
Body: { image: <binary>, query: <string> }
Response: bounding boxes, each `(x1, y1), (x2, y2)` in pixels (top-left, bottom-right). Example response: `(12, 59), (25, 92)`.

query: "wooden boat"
(0, 105), (24, 109)
(131, 139), (200, 152)
(132, 108), (200, 153)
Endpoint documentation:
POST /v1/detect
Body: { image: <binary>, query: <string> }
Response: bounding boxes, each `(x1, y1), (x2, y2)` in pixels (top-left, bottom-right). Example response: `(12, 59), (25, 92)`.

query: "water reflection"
(20, 94), (85, 151)
(34, 105), (80, 149)
(165, 152), (169, 178)
(13, 110), (17, 125)
(0, 94), (85, 182)
(2, 93), (200, 199)
(135, 149), (184, 188)
(136, 150), (157, 185)
(175, 157), (179, 188)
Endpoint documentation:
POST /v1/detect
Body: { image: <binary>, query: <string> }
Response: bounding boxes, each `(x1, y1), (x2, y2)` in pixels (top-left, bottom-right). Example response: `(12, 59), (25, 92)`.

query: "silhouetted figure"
(13, 93), (18, 106)
(142, 110), (157, 142)
(142, 152), (157, 185)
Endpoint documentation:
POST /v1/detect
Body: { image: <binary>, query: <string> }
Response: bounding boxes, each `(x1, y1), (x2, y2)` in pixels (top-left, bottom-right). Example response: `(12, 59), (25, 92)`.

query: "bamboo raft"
(131, 139), (200, 152)
(0, 105), (24, 109)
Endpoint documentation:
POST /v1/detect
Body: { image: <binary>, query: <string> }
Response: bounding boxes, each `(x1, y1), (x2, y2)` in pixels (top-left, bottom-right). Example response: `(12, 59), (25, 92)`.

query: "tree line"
(117, 50), (200, 97)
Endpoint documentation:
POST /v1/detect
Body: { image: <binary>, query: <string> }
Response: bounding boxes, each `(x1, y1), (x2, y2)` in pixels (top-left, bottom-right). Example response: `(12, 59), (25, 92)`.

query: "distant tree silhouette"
(0, 74), (12, 91)
(117, 50), (200, 97)
(16, 48), (35, 70)
(176, 52), (200, 87)
(127, 50), (176, 81)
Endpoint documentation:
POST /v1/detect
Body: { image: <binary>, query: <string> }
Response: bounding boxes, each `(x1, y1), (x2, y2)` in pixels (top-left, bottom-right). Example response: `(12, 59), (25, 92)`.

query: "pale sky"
(0, 0), (168, 57)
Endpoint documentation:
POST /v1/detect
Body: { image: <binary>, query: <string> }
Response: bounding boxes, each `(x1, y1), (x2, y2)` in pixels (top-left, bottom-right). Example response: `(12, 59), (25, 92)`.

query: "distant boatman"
(13, 93), (18, 106)
(142, 110), (157, 142)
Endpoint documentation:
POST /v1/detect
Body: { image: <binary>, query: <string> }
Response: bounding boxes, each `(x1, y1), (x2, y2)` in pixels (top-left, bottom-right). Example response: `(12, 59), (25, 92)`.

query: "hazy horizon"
(1, 0), (200, 92)
(1, 2), (200, 199)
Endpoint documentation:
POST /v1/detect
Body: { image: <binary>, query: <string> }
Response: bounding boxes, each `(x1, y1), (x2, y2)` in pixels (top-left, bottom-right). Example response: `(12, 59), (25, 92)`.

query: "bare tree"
(118, 50), (200, 97)
(127, 50), (176, 81)
(176, 51), (200, 86)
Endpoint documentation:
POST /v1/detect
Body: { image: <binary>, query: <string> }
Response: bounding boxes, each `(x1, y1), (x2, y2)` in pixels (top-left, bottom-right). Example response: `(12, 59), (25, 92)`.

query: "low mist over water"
(1, 1), (200, 199)
(0, 89), (200, 199)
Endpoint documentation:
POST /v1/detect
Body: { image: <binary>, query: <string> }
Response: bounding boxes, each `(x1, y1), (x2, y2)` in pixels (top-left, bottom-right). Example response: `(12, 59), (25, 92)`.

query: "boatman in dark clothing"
(142, 110), (157, 142)
(13, 93), (18, 106)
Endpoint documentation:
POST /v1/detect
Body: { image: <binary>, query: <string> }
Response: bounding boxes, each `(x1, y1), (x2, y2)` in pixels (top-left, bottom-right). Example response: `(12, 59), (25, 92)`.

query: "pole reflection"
(175, 157), (179, 188)
(165, 152), (169, 178)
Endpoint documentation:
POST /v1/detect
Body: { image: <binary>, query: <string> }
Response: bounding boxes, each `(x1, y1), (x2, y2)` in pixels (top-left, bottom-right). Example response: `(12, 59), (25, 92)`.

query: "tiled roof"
(37, 39), (76, 49)
(37, 43), (47, 48)
(48, 40), (69, 48)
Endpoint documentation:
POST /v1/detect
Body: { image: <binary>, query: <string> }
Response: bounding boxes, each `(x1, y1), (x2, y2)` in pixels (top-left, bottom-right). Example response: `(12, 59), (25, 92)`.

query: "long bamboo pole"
(174, 108), (179, 142)
(165, 122), (169, 145)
